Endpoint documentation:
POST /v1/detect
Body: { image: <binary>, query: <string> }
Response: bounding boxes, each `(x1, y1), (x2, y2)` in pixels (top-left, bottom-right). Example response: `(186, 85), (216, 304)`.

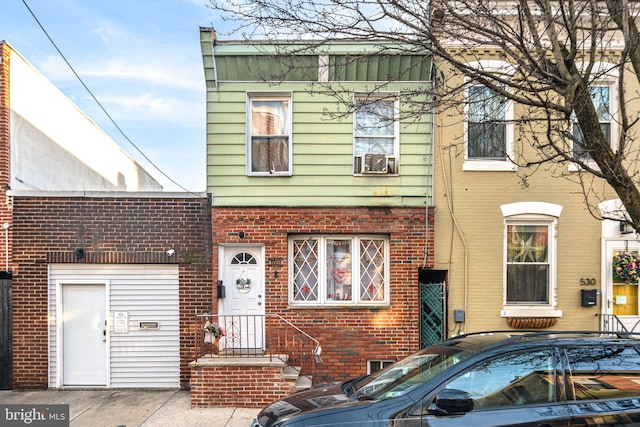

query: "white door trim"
(217, 244), (265, 317)
(55, 280), (110, 388)
(601, 239), (640, 329)
(218, 244), (265, 350)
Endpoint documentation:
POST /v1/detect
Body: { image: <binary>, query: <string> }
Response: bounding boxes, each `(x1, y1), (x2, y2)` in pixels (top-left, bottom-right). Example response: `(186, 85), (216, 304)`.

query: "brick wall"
(0, 43), (12, 253)
(11, 195), (213, 389)
(190, 360), (295, 407)
(212, 206), (433, 383)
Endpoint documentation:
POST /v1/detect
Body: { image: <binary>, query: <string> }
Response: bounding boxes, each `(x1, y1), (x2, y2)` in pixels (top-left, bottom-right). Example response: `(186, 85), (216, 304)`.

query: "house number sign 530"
(580, 278), (597, 286)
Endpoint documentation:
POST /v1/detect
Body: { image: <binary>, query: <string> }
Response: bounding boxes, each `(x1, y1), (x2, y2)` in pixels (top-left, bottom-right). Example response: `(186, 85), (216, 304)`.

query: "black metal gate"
(0, 272), (12, 389)
(419, 270), (447, 349)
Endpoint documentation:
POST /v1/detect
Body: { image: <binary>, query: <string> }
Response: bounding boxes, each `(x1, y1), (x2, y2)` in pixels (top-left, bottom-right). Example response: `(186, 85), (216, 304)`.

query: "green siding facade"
(200, 28), (433, 207)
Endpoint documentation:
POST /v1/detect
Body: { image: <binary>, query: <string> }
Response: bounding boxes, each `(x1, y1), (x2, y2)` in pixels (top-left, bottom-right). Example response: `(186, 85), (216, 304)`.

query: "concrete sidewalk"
(0, 389), (260, 427)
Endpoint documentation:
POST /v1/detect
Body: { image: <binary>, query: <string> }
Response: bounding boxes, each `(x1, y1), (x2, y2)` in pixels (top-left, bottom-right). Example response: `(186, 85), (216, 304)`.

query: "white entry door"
(604, 240), (640, 331)
(220, 247), (264, 350)
(62, 284), (107, 386)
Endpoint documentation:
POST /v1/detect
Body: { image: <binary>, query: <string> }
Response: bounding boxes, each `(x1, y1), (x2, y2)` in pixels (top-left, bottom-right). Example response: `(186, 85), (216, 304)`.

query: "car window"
(565, 345), (640, 400)
(444, 349), (556, 409)
(355, 344), (475, 399)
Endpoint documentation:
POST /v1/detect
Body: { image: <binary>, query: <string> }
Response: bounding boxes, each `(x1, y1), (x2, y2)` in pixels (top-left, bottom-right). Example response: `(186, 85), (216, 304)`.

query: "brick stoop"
(189, 356), (311, 408)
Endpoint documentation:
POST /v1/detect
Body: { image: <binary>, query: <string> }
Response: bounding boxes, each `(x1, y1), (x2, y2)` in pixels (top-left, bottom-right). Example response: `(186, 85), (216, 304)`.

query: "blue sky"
(1, 0), (222, 191)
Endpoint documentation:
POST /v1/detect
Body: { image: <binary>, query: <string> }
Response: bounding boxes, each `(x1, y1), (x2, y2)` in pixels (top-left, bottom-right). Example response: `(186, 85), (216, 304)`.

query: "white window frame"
(288, 235), (390, 307)
(570, 63), (619, 171)
(353, 93), (400, 175)
(246, 92), (293, 176)
(367, 360), (395, 374)
(500, 202), (563, 318)
(463, 61), (516, 172)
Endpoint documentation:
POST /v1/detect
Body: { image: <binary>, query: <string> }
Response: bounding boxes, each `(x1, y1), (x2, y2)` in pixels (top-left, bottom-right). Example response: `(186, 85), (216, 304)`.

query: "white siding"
(49, 264), (179, 388)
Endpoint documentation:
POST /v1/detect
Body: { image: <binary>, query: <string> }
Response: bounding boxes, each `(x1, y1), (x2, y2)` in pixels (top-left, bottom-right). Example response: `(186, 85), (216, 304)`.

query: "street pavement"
(0, 389), (261, 427)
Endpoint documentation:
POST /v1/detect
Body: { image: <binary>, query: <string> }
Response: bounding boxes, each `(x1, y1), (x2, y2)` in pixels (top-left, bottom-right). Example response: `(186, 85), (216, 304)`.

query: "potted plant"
(203, 320), (225, 354)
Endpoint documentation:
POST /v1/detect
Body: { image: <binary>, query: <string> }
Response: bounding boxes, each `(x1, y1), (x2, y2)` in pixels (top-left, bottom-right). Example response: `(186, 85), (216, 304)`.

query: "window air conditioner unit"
(361, 153), (388, 173)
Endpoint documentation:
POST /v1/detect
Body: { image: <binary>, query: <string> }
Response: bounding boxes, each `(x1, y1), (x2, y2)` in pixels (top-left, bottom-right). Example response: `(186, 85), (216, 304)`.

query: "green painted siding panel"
(201, 29), (433, 207)
(215, 55), (318, 81)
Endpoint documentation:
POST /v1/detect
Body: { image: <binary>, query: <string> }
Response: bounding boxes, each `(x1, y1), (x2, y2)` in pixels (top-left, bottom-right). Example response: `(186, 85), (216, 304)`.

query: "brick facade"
(190, 359), (297, 408)
(0, 43), (12, 253)
(11, 195), (213, 389)
(212, 206), (433, 383)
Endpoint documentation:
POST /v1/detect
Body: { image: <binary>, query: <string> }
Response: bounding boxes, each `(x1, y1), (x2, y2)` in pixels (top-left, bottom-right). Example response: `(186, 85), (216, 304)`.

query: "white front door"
(61, 284), (107, 386)
(604, 240), (640, 331)
(220, 247), (264, 350)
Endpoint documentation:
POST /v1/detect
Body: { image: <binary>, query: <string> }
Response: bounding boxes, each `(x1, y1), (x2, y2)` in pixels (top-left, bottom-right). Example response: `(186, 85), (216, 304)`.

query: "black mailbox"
(217, 280), (226, 299)
(581, 289), (598, 307)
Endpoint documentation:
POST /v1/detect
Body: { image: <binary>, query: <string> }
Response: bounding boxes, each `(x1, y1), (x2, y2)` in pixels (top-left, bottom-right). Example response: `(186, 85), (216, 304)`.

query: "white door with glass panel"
(605, 241), (640, 331)
(220, 247), (264, 350)
(61, 284), (107, 386)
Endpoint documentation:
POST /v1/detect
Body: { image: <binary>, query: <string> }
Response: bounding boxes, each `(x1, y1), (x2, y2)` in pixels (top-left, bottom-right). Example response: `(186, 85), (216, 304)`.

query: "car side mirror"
(428, 389), (474, 415)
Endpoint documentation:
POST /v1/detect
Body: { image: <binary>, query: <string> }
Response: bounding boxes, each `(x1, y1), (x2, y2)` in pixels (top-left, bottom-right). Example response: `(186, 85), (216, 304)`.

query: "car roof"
(444, 330), (640, 353)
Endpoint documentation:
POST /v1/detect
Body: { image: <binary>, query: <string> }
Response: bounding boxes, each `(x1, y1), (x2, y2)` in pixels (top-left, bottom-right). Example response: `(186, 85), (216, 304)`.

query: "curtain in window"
(251, 100), (289, 172)
(354, 98), (395, 156)
(506, 225), (549, 303)
(467, 86), (507, 159)
(326, 239), (352, 301)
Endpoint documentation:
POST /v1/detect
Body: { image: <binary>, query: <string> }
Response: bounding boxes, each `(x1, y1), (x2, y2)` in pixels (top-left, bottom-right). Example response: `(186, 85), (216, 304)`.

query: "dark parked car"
(251, 331), (640, 426)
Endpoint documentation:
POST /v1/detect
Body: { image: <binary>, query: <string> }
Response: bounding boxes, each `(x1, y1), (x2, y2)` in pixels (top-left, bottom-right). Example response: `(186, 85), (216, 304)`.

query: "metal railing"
(596, 314), (640, 333)
(195, 313), (322, 381)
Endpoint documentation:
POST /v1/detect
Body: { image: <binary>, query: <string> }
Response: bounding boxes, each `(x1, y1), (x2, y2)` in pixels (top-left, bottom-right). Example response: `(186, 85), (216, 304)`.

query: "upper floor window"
(570, 63), (619, 170)
(572, 85), (611, 162)
(248, 93), (292, 176)
(353, 94), (398, 175)
(463, 61), (515, 172)
(468, 86), (508, 159)
(289, 235), (389, 306)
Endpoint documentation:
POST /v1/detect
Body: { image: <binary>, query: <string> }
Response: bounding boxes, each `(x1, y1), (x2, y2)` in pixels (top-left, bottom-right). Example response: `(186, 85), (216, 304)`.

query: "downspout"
(434, 65), (469, 334)
(423, 62), (433, 269)
(210, 28), (219, 89)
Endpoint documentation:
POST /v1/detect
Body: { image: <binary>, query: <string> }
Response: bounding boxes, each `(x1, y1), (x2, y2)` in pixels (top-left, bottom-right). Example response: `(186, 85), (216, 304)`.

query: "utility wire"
(21, 0), (202, 195)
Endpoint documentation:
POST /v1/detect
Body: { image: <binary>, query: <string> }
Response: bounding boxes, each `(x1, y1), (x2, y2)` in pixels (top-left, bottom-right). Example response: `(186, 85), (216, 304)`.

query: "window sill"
(288, 302), (391, 309)
(501, 308), (562, 318)
(568, 162), (600, 172)
(248, 172), (293, 177)
(463, 160), (517, 172)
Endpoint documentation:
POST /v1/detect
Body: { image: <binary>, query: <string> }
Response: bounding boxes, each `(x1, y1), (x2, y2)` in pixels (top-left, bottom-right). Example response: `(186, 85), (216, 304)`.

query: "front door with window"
(220, 247), (264, 350)
(604, 240), (640, 331)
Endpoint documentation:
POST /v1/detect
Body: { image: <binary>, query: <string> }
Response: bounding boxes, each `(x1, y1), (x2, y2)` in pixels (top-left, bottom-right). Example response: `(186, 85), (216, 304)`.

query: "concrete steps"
(282, 365), (313, 391)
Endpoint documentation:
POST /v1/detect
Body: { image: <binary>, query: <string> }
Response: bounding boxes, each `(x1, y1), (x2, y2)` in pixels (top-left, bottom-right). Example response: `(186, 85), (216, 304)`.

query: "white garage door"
(49, 264), (180, 388)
